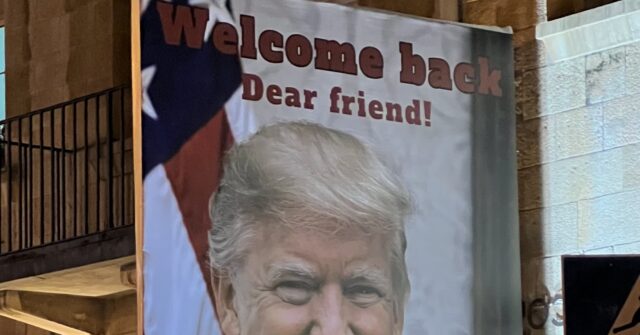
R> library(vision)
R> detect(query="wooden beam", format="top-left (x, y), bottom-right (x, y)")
top-left (358, 0), bottom-right (436, 18)
top-left (0, 257), bottom-right (135, 297)
top-left (0, 226), bottom-right (135, 283)
top-left (130, 0), bottom-right (144, 333)
top-left (0, 291), bottom-right (101, 334)
top-left (356, 0), bottom-right (459, 21)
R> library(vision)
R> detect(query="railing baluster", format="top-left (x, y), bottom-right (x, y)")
top-left (107, 92), bottom-right (113, 229)
top-left (40, 114), bottom-right (44, 245)
top-left (57, 147), bottom-right (61, 240)
top-left (18, 119), bottom-right (22, 249)
top-left (73, 102), bottom-right (77, 237)
top-left (50, 110), bottom-right (55, 242)
top-left (29, 115), bottom-right (33, 248)
top-left (7, 121), bottom-right (12, 252)
top-left (62, 106), bottom-right (66, 239)
top-left (95, 96), bottom-right (100, 232)
top-left (84, 99), bottom-right (89, 235)
top-left (120, 88), bottom-right (126, 227)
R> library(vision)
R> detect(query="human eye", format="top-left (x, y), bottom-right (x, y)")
top-left (344, 285), bottom-right (383, 306)
top-left (275, 281), bottom-right (314, 305)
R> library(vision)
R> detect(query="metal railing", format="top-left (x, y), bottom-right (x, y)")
top-left (0, 86), bottom-right (133, 255)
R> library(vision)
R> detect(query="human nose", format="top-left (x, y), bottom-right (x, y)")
top-left (310, 285), bottom-right (353, 335)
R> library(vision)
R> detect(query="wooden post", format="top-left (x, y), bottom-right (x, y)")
top-left (130, 0), bottom-right (144, 334)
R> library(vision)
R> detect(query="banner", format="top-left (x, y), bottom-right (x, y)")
top-left (140, 0), bottom-right (521, 334)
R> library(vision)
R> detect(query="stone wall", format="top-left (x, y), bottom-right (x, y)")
top-left (519, 3), bottom-right (640, 334)
top-left (5, 0), bottom-right (131, 118)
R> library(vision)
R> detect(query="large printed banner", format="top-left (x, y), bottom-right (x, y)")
top-left (141, 0), bottom-right (520, 334)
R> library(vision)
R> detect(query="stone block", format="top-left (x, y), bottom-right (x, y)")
top-left (552, 105), bottom-right (604, 161)
top-left (540, 256), bottom-right (562, 296)
top-left (519, 166), bottom-right (544, 210)
top-left (586, 47), bottom-right (626, 104)
top-left (464, 0), bottom-right (545, 28)
top-left (623, 143), bottom-right (640, 190)
top-left (603, 93), bottom-right (640, 149)
top-left (29, 0), bottom-right (67, 22)
top-left (578, 188), bottom-right (640, 250)
top-left (583, 246), bottom-right (614, 254)
top-left (31, 85), bottom-right (70, 111)
top-left (518, 104), bottom-right (604, 166)
top-left (69, 3), bottom-right (98, 47)
top-left (521, 57), bottom-right (586, 120)
top-left (626, 41), bottom-right (640, 95)
top-left (543, 147), bottom-right (624, 206)
top-left (520, 256), bottom-right (542, 302)
top-left (514, 39), bottom-right (545, 73)
top-left (28, 15), bottom-right (71, 57)
top-left (520, 202), bottom-right (578, 258)
top-left (462, 0), bottom-right (498, 26)
top-left (496, 0), bottom-right (542, 30)
top-left (517, 115), bottom-right (553, 168)
top-left (31, 53), bottom-right (69, 93)
top-left (93, 0), bottom-right (115, 32)
top-left (613, 241), bottom-right (640, 254)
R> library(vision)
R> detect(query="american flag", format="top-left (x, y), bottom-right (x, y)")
top-left (141, 0), bottom-right (255, 333)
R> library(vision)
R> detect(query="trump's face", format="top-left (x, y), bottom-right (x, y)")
top-left (213, 225), bottom-right (404, 335)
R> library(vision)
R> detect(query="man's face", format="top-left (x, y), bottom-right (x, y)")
top-left (213, 225), bottom-right (403, 335)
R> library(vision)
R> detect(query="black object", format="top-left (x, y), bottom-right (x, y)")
top-left (563, 255), bottom-right (640, 335)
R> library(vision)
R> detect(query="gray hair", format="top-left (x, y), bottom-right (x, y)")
top-left (208, 121), bottom-right (411, 303)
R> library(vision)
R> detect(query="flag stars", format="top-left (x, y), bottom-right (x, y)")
top-left (190, 0), bottom-right (235, 39)
top-left (142, 65), bottom-right (159, 120)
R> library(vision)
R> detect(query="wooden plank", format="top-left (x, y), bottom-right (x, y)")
top-left (0, 256), bottom-right (135, 297)
top-left (356, 0), bottom-right (459, 20)
top-left (130, 0), bottom-right (144, 334)
top-left (434, 0), bottom-right (460, 21)
top-left (0, 225), bottom-right (135, 283)
top-left (0, 316), bottom-right (50, 335)
top-left (0, 291), bottom-right (96, 335)
top-left (358, 0), bottom-right (436, 18)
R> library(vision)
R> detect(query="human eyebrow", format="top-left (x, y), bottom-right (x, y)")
top-left (266, 263), bottom-right (318, 283)
top-left (343, 267), bottom-right (391, 289)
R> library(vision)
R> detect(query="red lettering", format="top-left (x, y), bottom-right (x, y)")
top-left (399, 42), bottom-right (425, 85)
top-left (303, 90), bottom-right (317, 109)
top-left (454, 63), bottom-right (475, 94)
top-left (286, 34), bottom-right (313, 67)
top-left (360, 47), bottom-right (383, 79)
top-left (212, 22), bottom-right (238, 55)
top-left (240, 15), bottom-right (257, 59)
top-left (259, 30), bottom-right (284, 63)
top-left (314, 39), bottom-right (357, 75)
top-left (428, 58), bottom-right (452, 90)
top-left (369, 100), bottom-right (383, 119)
top-left (385, 103), bottom-right (402, 122)
top-left (242, 73), bottom-right (263, 101)
top-left (266, 85), bottom-right (282, 105)
top-left (478, 57), bottom-right (502, 97)
top-left (405, 100), bottom-right (422, 125)
top-left (156, 2), bottom-right (209, 49)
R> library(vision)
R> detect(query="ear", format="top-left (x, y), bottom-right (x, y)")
top-left (211, 271), bottom-right (240, 335)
